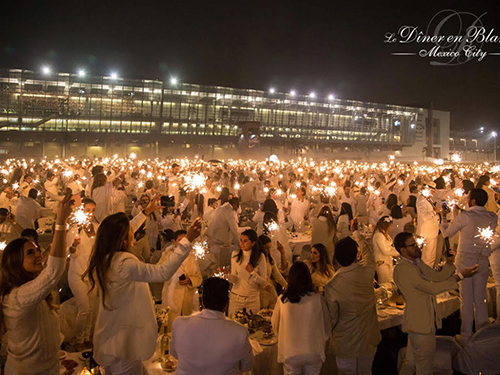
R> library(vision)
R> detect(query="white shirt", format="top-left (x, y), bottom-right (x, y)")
top-left (271, 293), bottom-right (330, 363)
top-left (372, 230), bottom-right (399, 265)
top-left (171, 309), bottom-right (253, 375)
top-left (416, 194), bottom-right (440, 239)
top-left (14, 196), bottom-right (42, 230)
top-left (441, 205), bottom-right (498, 257)
top-left (91, 183), bottom-right (113, 223)
top-left (206, 203), bottom-right (239, 245)
top-left (2, 256), bottom-right (65, 373)
top-left (229, 250), bottom-right (267, 296)
top-left (94, 236), bottom-right (193, 365)
top-left (289, 198), bottom-right (309, 226)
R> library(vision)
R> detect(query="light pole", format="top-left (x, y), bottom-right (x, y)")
top-left (492, 131), bottom-right (497, 162)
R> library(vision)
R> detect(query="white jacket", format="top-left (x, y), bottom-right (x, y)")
top-left (372, 230), bottom-right (399, 265)
top-left (93, 237), bottom-right (193, 365)
top-left (206, 203), bottom-right (239, 245)
top-left (416, 194), bottom-right (440, 239)
top-left (171, 309), bottom-right (253, 375)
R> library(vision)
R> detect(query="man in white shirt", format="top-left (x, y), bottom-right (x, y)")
top-left (15, 189), bottom-right (42, 230)
top-left (19, 175), bottom-right (34, 198)
top-left (394, 232), bottom-right (477, 375)
top-left (206, 197), bottom-right (240, 266)
top-left (0, 186), bottom-right (15, 211)
top-left (171, 277), bottom-right (253, 375)
top-left (441, 188), bottom-right (498, 346)
top-left (416, 184), bottom-right (440, 267)
top-left (324, 230), bottom-right (381, 374)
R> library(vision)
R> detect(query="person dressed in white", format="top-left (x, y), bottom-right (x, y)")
top-left (14, 189), bottom-right (41, 230)
top-left (171, 277), bottom-right (253, 375)
top-left (0, 194), bottom-right (73, 375)
top-left (288, 187), bottom-right (309, 231)
top-left (388, 205), bottom-right (412, 240)
top-left (441, 188), bottom-right (498, 346)
top-left (159, 230), bottom-right (203, 331)
top-left (91, 173), bottom-right (114, 223)
top-left (83, 198), bottom-right (202, 375)
top-left (43, 172), bottom-right (62, 213)
top-left (416, 185), bottom-right (440, 268)
top-left (206, 197), bottom-right (240, 265)
top-left (393, 232), bottom-right (478, 375)
top-left (311, 206), bottom-right (336, 263)
top-left (324, 232), bottom-right (381, 375)
top-left (372, 216), bottom-right (399, 285)
top-left (258, 236), bottom-right (288, 309)
top-left (19, 175), bottom-right (34, 198)
top-left (272, 261), bottom-right (331, 375)
top-left (228, 229), bottom-right (267, 318)
top-left (65, 198), bottom-right (99, 351)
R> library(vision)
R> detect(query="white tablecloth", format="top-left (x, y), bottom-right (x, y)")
top-left (288, 233), bottom-right (312, 256)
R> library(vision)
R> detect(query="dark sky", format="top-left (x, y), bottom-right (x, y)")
top-left (1, 0), bottom-right (500, 131)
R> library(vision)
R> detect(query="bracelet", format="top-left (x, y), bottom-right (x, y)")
top-left (54, 224), bottom-right (66, 232)
top-left (457, 272), bottom-right (464, 281)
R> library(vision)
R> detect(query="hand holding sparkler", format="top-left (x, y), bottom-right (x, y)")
top-left (186, 217), bottom-right (202, 242)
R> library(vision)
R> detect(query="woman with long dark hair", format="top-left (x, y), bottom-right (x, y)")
top-left (372, 216), bottom-right (399, 285)
top-left (259, 235), bottom-right (288, 309)
top-left (271, 261), bottom-right (330, 375)
top-left (0, 195), bottom-right (73, 374)
top-left (91, 172), bottom-right (113, 223)
top-left (306, 243), bottom-right (335, 293)
top-left (83, 199), bottom-right (202, 374)
top-left (311, 206), bottom-right (336, 263)
top-left (336, 202), bottom-right (353, 240)
top-left (228, 229), bottom-right (267, 317)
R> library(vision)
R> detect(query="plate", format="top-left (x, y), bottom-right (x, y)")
top-left (251, 330), bottom-right (278, 346)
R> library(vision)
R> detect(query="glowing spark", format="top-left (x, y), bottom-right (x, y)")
top-left (476, 226), bottom-right (494, 246)
top-left (0, 241), bottom-right (6, 251)
top-left (12, 182), bottom-right (19, 190)
top-left (266, 220), bottom-right (279, 232)
top-left (69, 205), bottom-right (92, 228)
top-left (374, 190), bottom-right (381, 196)
top-left (129, 153), bottom-right (137, 160)
top-left (184, 173), bottom-right (206, 192)
top-left (62, 170), bottom-right (73, 178)
top-left (263, 187), bottom-right (269, 193)
top-left (192, 241), bottom-right (208, 259)
top-left (234, 183), bottom-right (240, 190)
top-left (454, 188), bottom-right (464, 197)
top-left (416, 237), bottom-right (425, 247)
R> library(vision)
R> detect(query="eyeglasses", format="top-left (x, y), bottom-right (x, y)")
top-left (405, 242), bottom-right (419, 249)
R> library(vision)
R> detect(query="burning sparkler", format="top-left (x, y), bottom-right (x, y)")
top-left (476, 226), bottom-right (495, 246)
top-left (0, 241), bottom-right (6, 251)
top-left (192, 241), bottom-right (208, 260)
top-left (69, 205), bottom-right (92, 229)
top-left (184, 173), bottom-right (206, 192)
top-left (265, 220), bottom-right (280, 232)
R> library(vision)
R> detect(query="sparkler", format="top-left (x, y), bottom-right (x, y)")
top-left (415, 236), bottom-right (425, 247)
top-left (265, 220), bottom-right (280, 232)
top-left (0, 241), bottom-right (6, 251)
top-left (213, 266), bottom-right (229, 280)
top-left (476, 226), bottom-right (495, 246)
top-left (192, 241), bottom-right (208, 260)
top-left (421, 188), bottom-right (431, 198)
top-left (184, 173), bottom-right (206, 192)
top-left (454, 188), bottom-right (464, 198)
top-left (69, 205), bottom-right (92, 229)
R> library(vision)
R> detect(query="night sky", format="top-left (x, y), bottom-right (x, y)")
top-left (1, 0), bottom-right (499, 132)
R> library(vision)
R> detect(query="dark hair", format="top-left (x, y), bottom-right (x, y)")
top-left (228, 197), bottom-right (240, 207)
top-left (0, 208), bottom-right (8, 216)
top-left (340, 202), bottom-right (353, 221)
top-left (262, 199), bottom-right (278, 216)
top-left (386, 194), bottom-right (398, 210)
top-left (335, 236), bottom-right (358, 267)
top-left (162, 229), bottom-right (176, 242)
top-left (0, 238), bottom-right (35, 299)
top-left (375, 216), bottom-right (392, 235)
top-left (310, 243), bottom-right (333, 277)
top-left (408, 195), bottom-right (417, 212)
top-left (462, 180), bottom-right (474, 194)
top-left (91, 173), bottom-right (107, 195)
top-left (21, 228), bottom-right (39, 245)
top-left (390, 205), bottom-right (403, 219)
top-left (202, 277), bottom-right (229, 311)
top-left (234, 229), bottom-right (262, 268)
top-left (434, 177), bottom-right (446, 189)
top-left (207, 198), bottom-right (217, 206)
top-left (172, 163), bottom-right (180, 169)
top-left (394, 232), bottom-right (414, 253)
top-left (360, 187), bottom-right (367, 195)
top-left (258, 235), bottom-right (274, 265)
top-left (476, 175), bottom-right (490, 189)
top-left (469, 188), bottom-right (488, 207)
top-left (82, 197), bottom-right (96, 207)
top-left (219, 187), bottom-right (231, 204)
top-left (91, 165), bottom-right (104, 177)
top-left (28, 188), bottom-right (38, 199)
top-left (174, 229), bottom-right (187, 241)
top-left (281, 261), bottom-right (314, 303)
top-left (83, 212), bottom-right (132, 309)
top-left (46, 171), bottom-right (55, 179)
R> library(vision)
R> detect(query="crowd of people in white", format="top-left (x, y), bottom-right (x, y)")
top-left (0, 156), bottom-right (499, 375)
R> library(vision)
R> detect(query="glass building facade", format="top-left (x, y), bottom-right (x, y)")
top-left (0, 68), bottom-right (421, 148)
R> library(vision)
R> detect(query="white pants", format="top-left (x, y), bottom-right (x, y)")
top-left (283, 354), bottom-right (323, 375)
top-left (260, 284), bottom-right (278, 309)
top-left (421, 236), bottom-right (438, 268)
top-left (68, 272), bottom-right (96, 344)
top-left (336, 355), bottom-right (374, 375)
top-left (399, 330), bottom-right (436, 375)
top-left (455, 252), bottom-right (490, 342)
top-left (228, 292), bottom-right (260, 318)
top-left (376, 262), bottom-right (393, 285)
top-left (103, 359), bottom-right (145, 375)
top-left (489, 249), bottom-right (500, 319)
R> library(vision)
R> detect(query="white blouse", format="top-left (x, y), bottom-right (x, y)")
top-left (228, 251), bottom-right (267, 296)
top-left (372, 230), bottom-right (399, 265)
top-left (2, 256), bottom-right (65, 374)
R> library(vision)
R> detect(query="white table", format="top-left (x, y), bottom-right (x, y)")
top-left (288, 233), bottom-right (312, 256)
